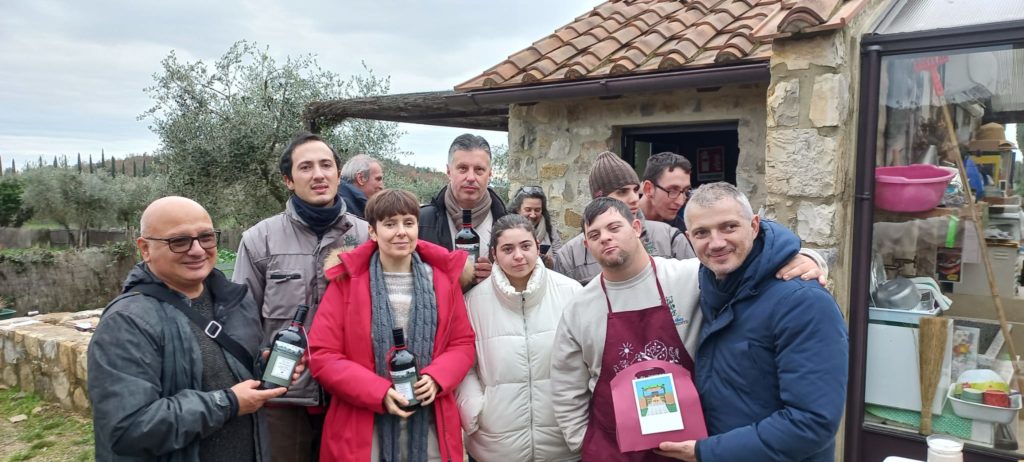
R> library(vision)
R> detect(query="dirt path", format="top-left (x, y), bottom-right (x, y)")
top-left (0, 388), bottom-right (93, 462)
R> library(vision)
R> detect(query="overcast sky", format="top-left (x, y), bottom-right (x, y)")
top-left (0, 1), bottom-right (599, 171)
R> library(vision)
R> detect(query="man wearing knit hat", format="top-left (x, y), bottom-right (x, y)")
top-left (553, 151), bottom-right (696, 283)
top-left (549, 176), bottom-right (829, 460)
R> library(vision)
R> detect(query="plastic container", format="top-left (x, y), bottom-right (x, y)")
top-left (926, 434), bottom-right (963, 462)
top-left (875, 164), bottom-right (957, 212)
top-left (868, 304), bottom-right (940, 325)
top-left (947, 384), bottom-right (1021, 424)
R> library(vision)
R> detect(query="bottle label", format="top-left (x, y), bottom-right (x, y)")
top-left (262, 340), bottom-right (303, 386)
top-left (455, 243), bottom-right (479, 262)
top-left (391, 367), bottom-right (418, 404)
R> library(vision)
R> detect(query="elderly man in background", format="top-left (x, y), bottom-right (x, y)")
top-left (339, 154), bottom-right (384, 219)
top-left (89, 196), bottom-right (283, 461)
top-left (418, 133), bottom-right (506, 286)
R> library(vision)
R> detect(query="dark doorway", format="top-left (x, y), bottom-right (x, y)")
top-left (621, 122), bottom-right (740, 189)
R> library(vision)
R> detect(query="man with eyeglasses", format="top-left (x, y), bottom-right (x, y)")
top-left (639, 152), bottom-right (692, 233)
top-left (232, 131), bottom-right (370, 462)
top-left (89, 196), bottom-right (285, 461)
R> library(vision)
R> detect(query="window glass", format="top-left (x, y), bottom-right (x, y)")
top-left (867, 44), bottom-right (1024, 455)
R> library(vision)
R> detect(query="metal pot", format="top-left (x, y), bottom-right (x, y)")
top-left (875, 277), bottom-right (921, 310)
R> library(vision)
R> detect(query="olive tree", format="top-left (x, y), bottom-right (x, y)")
top-left (141, 41), bottom-right (404, 226)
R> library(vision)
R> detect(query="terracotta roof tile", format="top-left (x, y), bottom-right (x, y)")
top-left (712, 1), bottom-right (753, 19)
top-left (569, 33), bottom-right (600, 51)
top-left (455, 0), bottom-right (866, 91)
top-left (507, 48), bottom-right (543, 69)
top-left (695, 11), bottom-right (740, 31)
top-left (555, 27), bottom-right (581, 43)
top-left (653, 18), bottom-right (689, 38)
top-left (532, 36), bottom-right (564, 56)
top-left (610, 23), bottom-right (645, 45)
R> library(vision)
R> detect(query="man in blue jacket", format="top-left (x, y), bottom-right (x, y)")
top-left (656, 182), bottom-right (848, 462)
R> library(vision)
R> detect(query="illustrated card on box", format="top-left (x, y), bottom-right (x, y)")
top-left (632, 373), bottom-right (685, 435)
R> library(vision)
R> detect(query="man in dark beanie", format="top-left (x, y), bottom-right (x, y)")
top-left (233, 131), bottom-right (370, 461)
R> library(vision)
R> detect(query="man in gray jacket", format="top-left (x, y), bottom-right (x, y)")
top-left (232, 132), bottom-right (370, 461)
top-left (89, 196), bottom-right (285, 461)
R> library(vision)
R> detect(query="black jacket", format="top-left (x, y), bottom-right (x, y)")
top-left (418, 186), bottom-right (506, 250)
top-left (88, 263), bottom-right (268, 462)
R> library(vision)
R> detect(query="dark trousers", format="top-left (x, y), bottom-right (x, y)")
top-left (265, 407), bottom-right (325, 462)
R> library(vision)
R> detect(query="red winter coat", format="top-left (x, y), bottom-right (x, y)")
top-left (309, 239), bottom-right (475, 462)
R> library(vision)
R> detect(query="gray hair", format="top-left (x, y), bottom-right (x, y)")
top-left (448, 134), bottom-right (492, 164)
top-left (340, 154), bottom-right (378, 182)
top-left (683, 182), bottom-right (753, 228)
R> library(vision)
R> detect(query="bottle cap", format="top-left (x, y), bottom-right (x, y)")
top-left (462, 209), bottom-right (472, 223)
top-left (392, 328), bottom-right (405, 347)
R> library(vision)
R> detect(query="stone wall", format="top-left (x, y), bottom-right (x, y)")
top-left (0, 310), bottom-right (101, 415)
top-left (0, 247), bottom-right (136, 316)
top-left (506, 84), bottom-right (768, 239)
top-left (763, 0), bottom-right (890, 317)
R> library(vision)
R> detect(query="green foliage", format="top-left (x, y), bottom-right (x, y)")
top-left (217, 249), bottom-right (237, 265)
top-left (381, 160), bottom-right (448, 204)
top-left (489, 144), bottom-right (510, 201)
top-left (141, 41), bottom-right (404, 227)
top-left (0, 176), bottom-right (33, 227)
top-left (18, 167), bottom-right (165, 246)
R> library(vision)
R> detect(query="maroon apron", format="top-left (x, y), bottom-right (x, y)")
top-left (580, 258), bottom-right (696, 461)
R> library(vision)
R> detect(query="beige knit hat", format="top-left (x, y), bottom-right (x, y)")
top-left (589, 151), bottom-right (640, 199)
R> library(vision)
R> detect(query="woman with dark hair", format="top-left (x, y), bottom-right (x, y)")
top-left (509, 186), bottom-right (563, 259)
top-left (309, 189), bottom-right (476, 462)
top-left (456, 214), bottom-right (583, 461)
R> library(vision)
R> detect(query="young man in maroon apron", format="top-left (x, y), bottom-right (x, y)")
top-left (550, 197), bottom-right (826, 461)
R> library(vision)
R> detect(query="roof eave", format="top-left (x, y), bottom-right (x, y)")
top-left (446, 60), bottom-right (771, 108)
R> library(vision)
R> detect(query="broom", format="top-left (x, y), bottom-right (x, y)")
top-left (919, 316), bottom-right (950, 435)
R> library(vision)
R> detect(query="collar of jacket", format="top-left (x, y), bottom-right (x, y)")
top-left (284, 197), bottom-right (354, 238)
top-left (490, 257), bottom-right (547, 308)
top-left (332, 238), bottom-right (468, 281)
top-left (123, 262), bottom-right (247, 307)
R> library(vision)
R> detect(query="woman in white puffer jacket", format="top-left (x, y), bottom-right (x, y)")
top-left (457, 214), bottom-right (583, 462)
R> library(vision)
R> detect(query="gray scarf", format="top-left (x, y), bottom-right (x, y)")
top-left (533, 216), bottom-right (549, 244)
top-left (444, 185), bottom-right (491, 228)
top-left (370, 250), bottom-right (438, 462)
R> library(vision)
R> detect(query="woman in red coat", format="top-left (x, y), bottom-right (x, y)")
top-left (309, 189), bottom-right (475, 461)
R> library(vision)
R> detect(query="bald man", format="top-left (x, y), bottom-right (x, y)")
top-left (88, 196), bottom-right (285, 462)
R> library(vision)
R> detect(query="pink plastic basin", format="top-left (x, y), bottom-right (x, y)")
top-left (875, 164), bottom-right (956, 213)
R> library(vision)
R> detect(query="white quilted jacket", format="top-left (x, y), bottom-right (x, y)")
top-left (457, 259), bottom-right (583, 462)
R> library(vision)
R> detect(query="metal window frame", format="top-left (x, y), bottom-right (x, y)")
top-left (847, 19), bottom-right (1024, 462)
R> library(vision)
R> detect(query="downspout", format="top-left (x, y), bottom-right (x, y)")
top-left (844, 44), bottom-right (882, 462)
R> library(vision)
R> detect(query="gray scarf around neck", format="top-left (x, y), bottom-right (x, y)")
top-left (370, 250), bottom-right (438, 462)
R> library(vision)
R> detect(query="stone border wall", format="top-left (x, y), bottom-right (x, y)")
top-left (0, 310), bottom-right (101, 415)
top-left (0, 247), bottom-right (135, 316)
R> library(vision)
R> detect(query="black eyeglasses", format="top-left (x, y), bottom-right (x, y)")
top-left (653, 183), bottom-right (692, 200)
top-left (143, 231), bottom-right (220, 253)
top-left (514, 185), bottom-right (545, 197)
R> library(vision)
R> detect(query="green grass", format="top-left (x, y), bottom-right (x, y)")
top-left (0, 388), bottom-right (94, 462)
